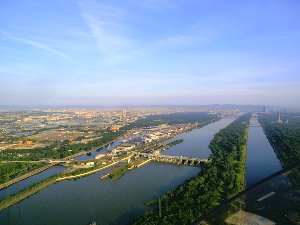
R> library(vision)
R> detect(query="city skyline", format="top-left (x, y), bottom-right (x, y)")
top-left (1, 0), bottom-right (300, 107)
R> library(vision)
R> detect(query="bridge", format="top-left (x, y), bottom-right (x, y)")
top-left (47, 159), bottom-right (71, 164)
top-left (134, 152), bottom-right (209, 166)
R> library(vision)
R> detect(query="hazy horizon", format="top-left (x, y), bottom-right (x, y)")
top-left (0, 103), bottom-right (296, 111)
top-left (1, 1), bottom-right (300, 107)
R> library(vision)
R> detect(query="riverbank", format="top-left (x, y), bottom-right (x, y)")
top-left (0, 160), bottom-right (124, 211)
top-left (129, 113), bottom-right (251, 225)
top-left (0, 163), bottom-right (58, 191)
top-left (240, 127), bottom-right (248, 190)
top-left (0, 174), bottom-right (59, 211)
top-left (0, 117), bottom-right (221, 213)
top-left (56, 161), bottom-right (120, 181)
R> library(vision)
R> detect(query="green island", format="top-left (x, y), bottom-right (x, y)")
top-left (129, 113), bottom-right (251, 225)
top-left (109, 163), bottom-right (134, 181)
top-left (167, 139), bottom-right (184, 147)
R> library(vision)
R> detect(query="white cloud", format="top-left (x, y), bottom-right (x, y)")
top-left (78, 0), bottom-right (137, 64)
top-left (1, 31), bottom-right (76, 63)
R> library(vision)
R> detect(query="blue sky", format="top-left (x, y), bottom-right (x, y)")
top-left (1, 0), bottom-right (300, 107)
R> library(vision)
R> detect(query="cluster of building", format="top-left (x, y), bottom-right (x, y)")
top-left (104, 123), bottom-right (197, 157)
top-left (0, 107), bottom-right (229, 151)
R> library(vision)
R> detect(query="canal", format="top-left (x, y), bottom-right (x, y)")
top-left (0, 114), bottom-right (282, 225)
top-left (246, 113), bottom-right (282, 186)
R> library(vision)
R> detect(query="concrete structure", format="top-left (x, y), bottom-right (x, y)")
top-left (278, 114), bottom-right (282, 123)
top-left (134, 152), bottom-right (208, 166)
top-left (86, 162), bottom-right (95, 166)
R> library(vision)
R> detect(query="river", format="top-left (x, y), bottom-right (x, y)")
top-left (0, 114), bottom-right (282, 225)
top-left (246, 114), bottom-right (282, 186)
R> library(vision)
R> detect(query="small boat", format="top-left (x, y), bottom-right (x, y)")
top-left (89, 221), bottom-right (97, 225)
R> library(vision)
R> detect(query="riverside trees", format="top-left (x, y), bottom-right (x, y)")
top-left (259, 112), bottom-right (300, 167)
top-left (129, 113), bottom-right (251, 225)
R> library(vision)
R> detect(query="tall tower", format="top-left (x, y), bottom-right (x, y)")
top-left (122, 109), bottom-right (127, 122)
top-left (278, 114), bottom-right (282, 123)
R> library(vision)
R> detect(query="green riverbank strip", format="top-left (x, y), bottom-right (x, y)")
top-left (0, 174), bottom-right (59, 211)
top-left (129, 113), bottom-right (251, 225)
top-left (0, 158), bottom-right (129, 211)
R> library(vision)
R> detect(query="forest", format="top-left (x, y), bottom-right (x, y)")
top-left (258, 112), bottom-right (300, 167)
top-left (129, 113), bottom-right (251, 225)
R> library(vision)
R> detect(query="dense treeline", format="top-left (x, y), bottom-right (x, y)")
top-left (129, 113), bottom-right (251, 225)
top-left (124, 112), bottom-right (220, 129)
top-left (0, 162), bottom-right (47, 184)
top-left (259, 113), bottom-right (300, 167)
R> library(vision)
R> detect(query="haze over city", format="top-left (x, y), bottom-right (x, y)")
top-left (1, 0), bottom-right (300, 107)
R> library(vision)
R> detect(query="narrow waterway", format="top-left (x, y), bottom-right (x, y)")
top-left (246, 114), bottom-right (282, 186)
top-left (0, 116), bottom-right (237, 225)
top-left (0, 166), bottom-right (65, 201)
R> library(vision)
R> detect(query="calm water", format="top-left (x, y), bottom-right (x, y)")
top-left (0, 115), bottom-right (282, 225)
top-left (0, 166), bottom-right (65, 201)
top-left (246, 114), bottom-right (282, 186)
top-left (164, 116), bottom-right (236, 158)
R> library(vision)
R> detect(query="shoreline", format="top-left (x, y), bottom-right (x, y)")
top-left (0, 118), bottom-right (221, 211)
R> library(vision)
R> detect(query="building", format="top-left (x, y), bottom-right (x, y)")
top-left (278, 114), bottom-right (282, 123)
top-left (86, 162), bottom-right (95, 167)
top-left (122, 109), bottom-right (127, 121)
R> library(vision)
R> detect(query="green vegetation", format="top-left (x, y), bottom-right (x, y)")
top-left (0, 173), bottom-right (61, 211)
top-left (1, 112), bottom-right (218, 162)
top-left (63, 166), bottom-right (99, 177)
top-left (0, 129), bottom-right (125, 161)
top-left (124, 112), bottom-right (220, 129)
top-left (259, 113), bottom-right (300, 167)
top-left (0, 162), bottom-right (47, 184)
top-left (129, 113), bottom-right (251, 225)
top-left (0, 111), bottom-right (221, 210)
top-left (167, 139), bottom-right (184, 147)
top-left (109, 163), bottom-right (133, 181)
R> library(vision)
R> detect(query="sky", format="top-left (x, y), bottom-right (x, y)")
top-left (1, 0), bottom-right (300, 107)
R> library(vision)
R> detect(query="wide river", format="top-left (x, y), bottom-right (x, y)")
top-left (0, 114), bottom-right (282, 225)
